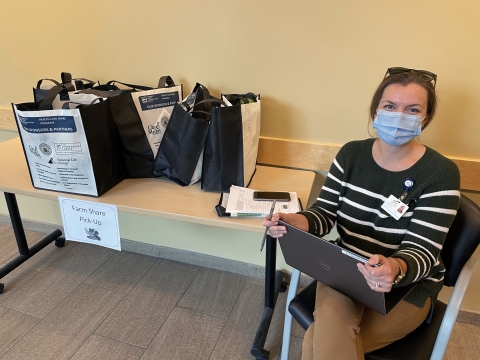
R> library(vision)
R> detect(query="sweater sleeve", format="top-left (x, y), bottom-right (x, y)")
top-left (297, 143), bottom-right (352, 236)
top-left (392, 161), bottom-right (461, 286)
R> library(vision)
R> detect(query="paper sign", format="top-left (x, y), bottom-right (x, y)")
top-left (58, 196), bottom-right (121, 250)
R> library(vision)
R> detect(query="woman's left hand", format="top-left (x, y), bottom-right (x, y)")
top-left (357, 254), bottom-right (400, 293)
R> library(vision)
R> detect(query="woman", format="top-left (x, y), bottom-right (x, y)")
top-left (263, 68), bottom-right (460, 360)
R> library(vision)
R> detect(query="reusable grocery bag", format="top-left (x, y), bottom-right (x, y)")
top-left (201, 93), bottom-right (261, 192)
top-left (153, 83), bottom-right (219, 186)
top-left (109, 76), bottom-right (183, 178)
top-left (12, 87), bottom-right (124, 197)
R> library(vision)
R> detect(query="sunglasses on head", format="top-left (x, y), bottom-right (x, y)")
top-left (384, 67), bottom-right (437, 88)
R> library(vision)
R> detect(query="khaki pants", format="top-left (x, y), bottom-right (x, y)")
top-left (301, 282), bottom-right (431, 360)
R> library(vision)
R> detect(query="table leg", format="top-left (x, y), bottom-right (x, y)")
top-left (0, 192), bottom-right (63, 293)
top-left (251, 235), bottom-right (285, 360)
top-left (4, 192), bottom-right (30, 256)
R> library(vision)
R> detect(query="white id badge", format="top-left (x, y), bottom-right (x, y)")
top-left (381, 195), bottom-right (408, 220)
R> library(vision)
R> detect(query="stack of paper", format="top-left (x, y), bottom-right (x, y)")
top-left (224, 186), bottom-right (299, 217)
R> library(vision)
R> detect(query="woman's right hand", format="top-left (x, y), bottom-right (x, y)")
top-left (262, 212), bottom-right (288, 238)
top-left (262, 213), bottom-right (309, 238)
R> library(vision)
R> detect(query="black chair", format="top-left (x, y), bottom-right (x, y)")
top-left (280, 194), bottom-right (480, 360)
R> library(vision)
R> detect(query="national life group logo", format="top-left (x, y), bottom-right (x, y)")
top-left (39, 143), bottom-right (52, 155)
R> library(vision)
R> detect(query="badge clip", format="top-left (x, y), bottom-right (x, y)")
top-left (399, 178), bottom-right (415, 201)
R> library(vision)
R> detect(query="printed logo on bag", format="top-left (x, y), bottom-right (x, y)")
top-left (28, 145), bottom-right (41, 158)
top-left (18, 115), bottom-right (77, 133)
top-left (147, 124), bottom-right (161, 135)
top-left (138, 92), bottom-right (179, 111)
top-left (161, 115), bottom-right (169, 127)
top-left (184, 93), bottom-right (196, 106)
top-left (39, 143), bottom-right (52, 156)
top-left (54, 142), bottom-right (83, 155)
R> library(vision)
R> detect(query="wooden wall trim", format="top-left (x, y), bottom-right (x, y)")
top-left (449, 157), bottom-right (480, 192)
top-left (258, 136), bottom-right (480, 192)
top-left (258, 137), bottom-right (341, 172)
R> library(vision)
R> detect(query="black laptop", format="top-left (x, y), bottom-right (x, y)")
top-left (277, 220), bottom-right (415, 315)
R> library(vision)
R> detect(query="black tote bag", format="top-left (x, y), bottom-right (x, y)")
top-left (154, 97), bottom-right (224, 186)
top-left (12, 86), bottom-right (124, 197)
top-left (201, 93), bottom-right (261, 192)
top-left (108, 76), bottom-right (183, 178)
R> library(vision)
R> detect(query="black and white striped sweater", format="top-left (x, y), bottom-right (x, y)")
top-left (298, 139), bottom-right (460, 319)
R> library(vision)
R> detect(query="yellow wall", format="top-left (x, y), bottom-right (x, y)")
top-left (1, 1), bottom-right (480, 311)
top-left (1, 0), bottom-right (480, 159)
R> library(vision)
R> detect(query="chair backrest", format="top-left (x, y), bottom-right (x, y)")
top-left (441, 194), bottom-right (480, 286)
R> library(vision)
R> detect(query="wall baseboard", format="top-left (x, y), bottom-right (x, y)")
top-left (1, 214), bottom-right (478, 325)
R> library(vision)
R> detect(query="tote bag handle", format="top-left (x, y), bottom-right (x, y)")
top-left (187, 99), bottom-right (226, 121)
top-left (105, 80), bottom-right (153, 91)
top-left (38, 85), bottom-right (67, 110)
top-left (72, 77), bottom-right (97, 90)
top-left (158, 76), bottom-right (177, 88)
top-left (35, 78), bottom-right (61, 89)
top-left (60, 72), bottom-right (75, 91)
top-left (61, 98), bottom-right (104, 109)
top-left (182, 98), bottom-right (225, 112)
top-left (74, 89), bottom-right (125, 98)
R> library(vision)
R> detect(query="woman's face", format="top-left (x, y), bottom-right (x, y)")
top-left (377, 83), bottom-right (428, 122)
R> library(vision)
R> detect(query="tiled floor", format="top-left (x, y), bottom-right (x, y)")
top-left (0, 224), bottom-right (479, 360)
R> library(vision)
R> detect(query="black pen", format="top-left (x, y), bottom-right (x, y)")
top-left (260, 200), bottom-right (277, 252)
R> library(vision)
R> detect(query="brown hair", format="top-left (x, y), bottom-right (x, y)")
top-left (369, 71), bottom-right (437, 130)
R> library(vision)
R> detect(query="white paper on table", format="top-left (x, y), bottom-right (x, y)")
top-left (225, 185), bottom-right (299, 216)
top-left (221, 192), bottom-right (230, 207)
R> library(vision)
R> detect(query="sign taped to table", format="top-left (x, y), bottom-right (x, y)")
top-left (59, 196), bottom-right (121, 251)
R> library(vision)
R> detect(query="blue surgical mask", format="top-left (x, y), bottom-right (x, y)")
top-left (373, 110), bottom-right (423, 146)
